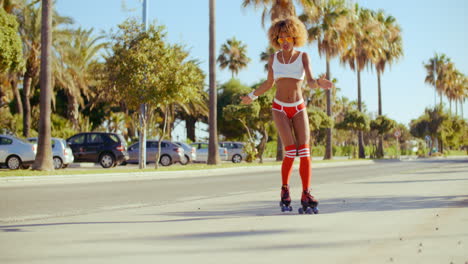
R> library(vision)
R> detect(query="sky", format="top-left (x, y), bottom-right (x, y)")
top-left (55, 0), bottom-right (467, 140)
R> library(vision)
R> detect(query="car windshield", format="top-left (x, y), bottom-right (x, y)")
top-left (176, 142), bottom-right (190, 149)
top-left (111, 134), bottom-right (127, 147)
top-left (17, 137), bottom-right (32, 144)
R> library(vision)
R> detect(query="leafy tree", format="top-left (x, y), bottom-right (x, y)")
top-left (106, 19), bottom-right (204, 169)
top-left (218, 79), bottom-right (251, 139)
top-left (370, 115), bottom-right (396, 158)
top-left (223, 96), bottom-right (260, 163)
top-left (307, 106), bottom-right (333, 146)
top-left (441, 115), bottom-right (465, 149)
top-left (222, 79), bottom-right (277, 163)
top-left (410, 106), bottom-right (449, 154)
top-left (249, 81), bottom-right (276, 163)
top-left (335, 109), bottom-right (370, 158)
top-left (0, 7), bottom-right (23, 74)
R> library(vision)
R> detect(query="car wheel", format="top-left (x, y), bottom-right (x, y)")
top-left (53, 157), bottom-right (63, 169)
top-left (159, 155), bottom-right (172, 166)
top-left (232, 154), bottom-right (242, 163)
top-left (99, 153), bottom-right (115, 168)
top-left (180, 154), bottom-right (189, 165)
top-left (7, 156), bottom-right (21, 170)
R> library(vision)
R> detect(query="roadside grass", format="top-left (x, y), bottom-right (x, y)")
top-left (0, 158), bottom-right (361, 177)
top-left (445, 150), bottom-right (466, 156)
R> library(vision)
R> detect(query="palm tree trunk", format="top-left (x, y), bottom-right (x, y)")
top-left (357, 70), bottom-right (365, 159)
top-left (276, 134), bottom-right (283, 161)
top-left (186, 116), bottom-right (197, 142)
top-left (155, 106), bottom-right (169, 169)
top-left (11, 78), bottom-right (23, 115)
top-left (324, 57), bottom-right (333, 160)
top-left (208, 0), bottom-right (220, 165)
top-left (377, 71), bottom-right (384, 158)
top-left (22, 71), bottom-right (32, 137)
top-left (66, 91), bottom-right (80, 130)
top-left (32, 0), bottom-right (53, 171)
top-left (257, 126), bottom-right (269, 164)
top-left (0, 85), bottom-right (5, 108)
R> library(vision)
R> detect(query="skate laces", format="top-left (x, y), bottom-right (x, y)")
top-left (281, 185), bottom-right (290, 200)
top-left (302, 190), bottom-right (316, 202)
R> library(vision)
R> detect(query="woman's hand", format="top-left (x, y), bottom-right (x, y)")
top-left (240, 95), bottom-right (253, 105)
top-left (317, 76), bottom-right (333, 89)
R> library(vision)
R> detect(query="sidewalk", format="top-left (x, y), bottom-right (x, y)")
top-left (1, 159), bottom-right (467, 263)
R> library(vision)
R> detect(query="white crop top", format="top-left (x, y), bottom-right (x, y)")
top-left (272, 51), bottom-right (305, 80)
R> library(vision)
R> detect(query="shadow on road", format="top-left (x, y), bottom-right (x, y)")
top-left (320, 195), bottom-right (468, 214)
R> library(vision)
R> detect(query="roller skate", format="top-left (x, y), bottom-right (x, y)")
top-left (298, 190), bottom-right (319, 214)
top-left (279, 185), bottom-right (293, 212)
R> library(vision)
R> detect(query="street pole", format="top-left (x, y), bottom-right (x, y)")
top-left (138, 0), bottom-right (148, 169)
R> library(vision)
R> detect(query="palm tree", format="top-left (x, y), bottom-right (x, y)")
top-left (16, 2), bottom-right (41, 137)
top-left (242, 0), bottom-right (320, 26)
top-left (372, 10), bottom-right (403, 158)
top-left (260, 45), bottom-right (276, 72)
top-left (15, 1), bottom-right (72, 137)
top-left (32, 0), bottom-right (52, 170)
top-left (54, 28), bottom-right (107, 130)
top-left (300, 0), bottom-right (350, 160)
top-left (208, 0), bottom-right (220, 165)
top-left (217, 37), bottom-right (251, 79)
top-left (424, 53), bottom-right (450, 107)
top-left (340, 5), bottom-right (378, 158)
top-left (1, 0), bottom-right (24, 13)
top-left (444, 66), bottom-right (465, 116)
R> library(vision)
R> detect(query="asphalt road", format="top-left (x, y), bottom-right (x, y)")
top-left (1, 158), bottom-right (464, 223)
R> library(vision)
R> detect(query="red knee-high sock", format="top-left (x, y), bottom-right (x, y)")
top-left (281, 144), bottom-right (297, 186)
top-left (298, 144), bottom-right (311, 191)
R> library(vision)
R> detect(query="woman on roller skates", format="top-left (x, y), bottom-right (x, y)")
top-left (241, 16), bottom-right (332, 214)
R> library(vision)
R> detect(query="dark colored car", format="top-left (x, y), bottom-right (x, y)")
top-left (66, 132), bottom-right (129, 168)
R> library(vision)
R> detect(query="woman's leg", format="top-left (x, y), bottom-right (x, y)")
top-left (273, 111), bottom-right (296, 186)
top-left (291, 110), bottom-right (312, 191)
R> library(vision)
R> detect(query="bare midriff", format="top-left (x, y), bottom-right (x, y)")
top-left (275, 78), bottom-right (303, 103)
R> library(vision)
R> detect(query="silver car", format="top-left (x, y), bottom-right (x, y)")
top-left (27, 137), bottom-right (74, 169)
top-left (127, 140), bottom-right (184, 166)
top-left (0, 134), bottom-right (37, 170)
top-left (190, 142), bottom-right (229, 162)
top-left (174, 141), bottom-right (197, 165)
top-left (219, 141), bottom-right (247, 163)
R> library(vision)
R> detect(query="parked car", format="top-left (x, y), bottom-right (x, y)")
top-left (127, 140), bottom-right (184, 166)
top-left (66, 132), bottom-right (128, 168)
top-left (174, 141), bottom-right (197, 165)
top-left (219, 141), bottom-right (247, 163)
top-left (0, 134), bottom-right (36, 170)
top-left (27, 137), bottom-right (74, 169)
top-left (190, 142), bottom-right (229, 162)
